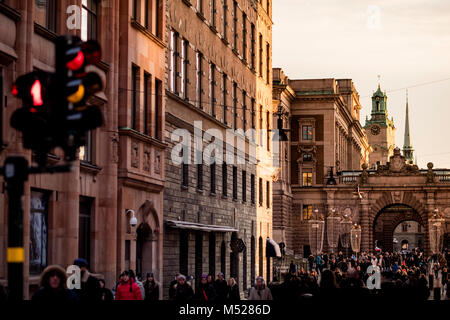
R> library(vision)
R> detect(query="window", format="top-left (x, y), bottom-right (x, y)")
top-left (259, 178), bottom-right (263, 206)
top-left (82, 0), bottom-right (98, 41)
top-left (180, 231), bottom-right (189, 276)
top-left (266, 111), bottom-right (270, 151)
top-left (266, 43), bottom-right (270, 84)
top-left (131, 65), bottom-right (140, 130)
top-left (209, 233), bottom-right (216, 276)
top-left (197, 0), bottom-right (203, 14)
top-left (302, 125), bottom-right (313, 140)
top-left (266, 181), bottom-right (270, 208)
top-left (250, 174), bottom-right (255, 204)
top-left (182, 150), bottom-right (189, 187)
top-left (302, 170), bottom-right (313, 186)
top-left (221, 240), bottom-right (226, 276)
top-left (402, 223), bottom-right (408, 232)
top-left (259, 236), bottom-right (263, 276)
top-left (144, 0), bottom-right (151, 29)
top-left (35, 0), bottom-right (56, 32)
top-left (79, 197), bottom-right (93, 263)
top-left (251, 236), bottom-right (256, 283)
top-left (302, 205), bottom-right (312, 220)
top-left (79, 130), bottom-right (93, 163)
top-left (196, 52), bottom-right (203, 109)
top-left (154, 78), bottom-right (162, 139)
top-left (181, 39), bottom-right (188, 99)
top-left (222, 162), bottom-right (228, 196)
top-left (222, 73), bottom-right (228, 124)
top-left (233, 1), bottom-right (238, 49)
top-left (197, 152), bottom-right (203, 190)
top-left (210, 162), bottom-right (216, 194)
top-left (233, 82), bottom-right (237, 129)
top-left (250, 24), bottom-right (256, 70)
top-left (223, 0), bottom-right (228, 40)
top-left (259, 106), bottom-right (263, 145)
top-left (242, 13), bottom-right (247, 61)
top-left (195, 233), bottom-right (203, 288)
top-left (155, 0), bottom-right (163, 38)
top-left (241, 91), bottom-right (247, 131)
top-left (303, 153), bottom-right (312, 162)
top-left (143, 72), bottom-right (152, 135)
top-left (243, 246), bottom-right (247, 290)
top-left (242, 171), bottom-right (247, 202)
top-left (251, 99), bottom-right (256, 129)
top-left (170, 31), bottom-right (178, 93)
top-left (233, 166), bottom-right (238, 200)
top-left (211, 0), bottom-right (216, 27)
top-left (210, 63), bottom-right (216, 117)
top-left (259, 34), bottom-right (263, 77)
top-left (29, 190), bottom-right (50, 274)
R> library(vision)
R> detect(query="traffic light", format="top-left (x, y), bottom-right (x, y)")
top-left (10, 71), bottom-right (54, 162)
top-left (54, 35), bottom-right (104, 161)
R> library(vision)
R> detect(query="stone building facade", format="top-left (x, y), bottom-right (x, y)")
top-left (272, 68), bottom-right (450, 257)
top-left (163, 0), bottom-right (274, 298)
top-left (0, 0), bottom-right (166, 298)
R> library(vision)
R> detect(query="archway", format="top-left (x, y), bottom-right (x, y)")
top-left (393, 221), bottom-right (425, 252)
top-left (373, 204), bottom-right (426, 253)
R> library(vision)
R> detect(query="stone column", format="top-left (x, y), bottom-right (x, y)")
top-left (360, 197), bottom-right (370, 253)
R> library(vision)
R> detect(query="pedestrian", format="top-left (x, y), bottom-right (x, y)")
top-left (99, 279), bottom-right (114, 301)
top-left (195, 273), bottom-right (216, 302)
top-left (129, 270), bottom-right (145, 300)
top-left (115, 270), bottom-right (143, 300)
top-left (72, 258), bottom-right (101, 301)
top-left (226, 277), bottom-right (240, 301)
top-left (248, 276), bottom-right (273, 300)
top-left (169, 273), bottom-right (180, 300)
top-left (289, 260), bottom-right (297, 275)
top-left (32, 265), bottom-right (79, 302)
top-left (214, 272), bottom-right (228, 302)
top-left (143, 272), bottom-right (160, 301)
top-left (174, 274), bottom-right (194, 301)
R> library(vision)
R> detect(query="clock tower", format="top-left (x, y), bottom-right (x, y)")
top-left (364, 81), bottom-right (396, 168)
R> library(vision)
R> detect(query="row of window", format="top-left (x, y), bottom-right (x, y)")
top-left (170, 31), bottom-right (272, 150)
top-left (130, 65), bottom-right (163, 139)
top-left (132, 0), bottom-right (164, 38)
top-left (181, 162), bottom-right (271, 208)
top-left (185, 0), bottom-right (271, 82)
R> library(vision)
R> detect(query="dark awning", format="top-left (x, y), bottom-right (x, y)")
top-left (266, 238), bottom-right (282, 258)
top-left (165, 220), bottom-right (238, 233)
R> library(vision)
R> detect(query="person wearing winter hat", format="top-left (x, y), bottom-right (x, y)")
top-left (248, 276), bottom-right (272, 300)
top-left (169, 273), bottom-right (180, 300)
top-left (144, 272), bottom-right (160, 301)
top-left (195, 273), bottom-right (216, 302)
top-left (72, 258), bottom-right (101, 301)
top-left (214, 272), bottom-right (228, 302)
top-left (174, 274), bottom-right (194, 301)
top-left (115, 270), bottom-right (143, 300)
top-left (32, 265), bottom-right (79, 302)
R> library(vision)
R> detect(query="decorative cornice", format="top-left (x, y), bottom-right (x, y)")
top-left (131, 19), bottom-right (165, 49)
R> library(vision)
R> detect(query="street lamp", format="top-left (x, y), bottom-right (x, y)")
top-left (350, 224), bottom-right (362, 258)
top-left (339, 213), bottom-right (352, 257)
top-left (308, 208), bottom-right (324, 256)
top-left (326, 208), bottom-right (341, 253)
top-left (428, 208), bottom-right (445, 254)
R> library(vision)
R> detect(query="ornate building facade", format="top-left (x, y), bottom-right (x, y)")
top-left (0, 0), bottom-right (166, 298)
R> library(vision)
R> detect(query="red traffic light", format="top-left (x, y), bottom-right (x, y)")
top-left (31, 80), bottom-right (44, 106)
top-left (66, 48), bottom-right (85, 71)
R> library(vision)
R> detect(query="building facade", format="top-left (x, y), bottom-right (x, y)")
top-left (0, 0), bottom-right (165, 298)
top-left (272, 69), bottom-right (450, 258)
top-left (163, 0), bottom-right (274, 298)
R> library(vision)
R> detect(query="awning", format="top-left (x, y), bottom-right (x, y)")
top-left (165, 220), bottom-right (238, 233)
top-left (266, 238), bottom-right (282, 258)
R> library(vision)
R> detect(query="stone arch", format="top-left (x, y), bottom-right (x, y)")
top-left (137, 199), bottom-right (160, 231)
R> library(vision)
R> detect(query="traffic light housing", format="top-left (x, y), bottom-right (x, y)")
top-left (10, 35), bottom-right (104, 165)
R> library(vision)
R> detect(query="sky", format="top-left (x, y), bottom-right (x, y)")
top-left (272, 0), bottom-right (450, 169)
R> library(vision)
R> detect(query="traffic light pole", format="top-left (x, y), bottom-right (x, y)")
top-left (3, 157), bottom-right (28, 301)
top-left (1, 156), bottom-right (72, 300)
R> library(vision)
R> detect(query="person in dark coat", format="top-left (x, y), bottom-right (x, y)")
top-left (72, 258), bottom-right (101, 301)
top-left (32, 265), bottom-right (79, 302)
top-left (214, 272), bottom-right (228, 302)
top-left (195, 273), bottom-right (216, 302)
top-left (169, 273), bottom-right (180, 300)
top-left (174, 275), bottom-right (194, 301)
top-left (98, 279), bottom-right (113, 301)
top-left (226, 278), bottom-right (240, 301)
top-left (143, 272), bottom-right (160, 301)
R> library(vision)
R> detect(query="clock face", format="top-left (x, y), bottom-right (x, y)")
top-left (371, 125), bottom-right (380, 135)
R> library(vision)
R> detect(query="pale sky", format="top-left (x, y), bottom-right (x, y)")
top-left (273, 0), bottom-right (450, 169)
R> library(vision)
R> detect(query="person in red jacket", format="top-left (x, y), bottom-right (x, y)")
top-left (115, 271), bottom-right (143, 300)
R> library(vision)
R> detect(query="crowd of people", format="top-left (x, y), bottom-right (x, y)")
top-left (0, 248), bottom-right (448, 301)
top-left (269, 248), bottom-right (450, 301)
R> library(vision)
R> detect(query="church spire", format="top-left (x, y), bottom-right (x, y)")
top-left (403, 89), bottom-right (414, 164)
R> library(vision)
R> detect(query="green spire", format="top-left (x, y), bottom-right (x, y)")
top-left (364, 76), bottom-right (392, 129)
